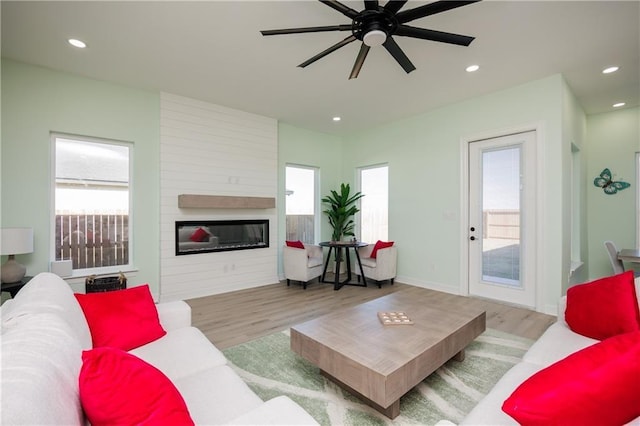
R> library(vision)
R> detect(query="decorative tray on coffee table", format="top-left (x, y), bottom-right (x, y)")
top-left (378, 311), bottom-right (414, 325)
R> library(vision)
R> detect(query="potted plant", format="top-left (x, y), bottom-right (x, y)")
top-left (322, 183), bottom-right (364, 242)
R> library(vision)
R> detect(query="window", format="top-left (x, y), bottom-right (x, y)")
top-left (285, 165), bottom-right (318, 243)
top-left (358, 165), bottom-right (389, 243)
top-left (52, 134), bottom-right (132, 274)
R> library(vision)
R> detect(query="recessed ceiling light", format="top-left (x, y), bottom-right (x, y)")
top-left (602, 66), bottom-right (619, 74)
top-left (332, 116), bottom-right (341, 122)
top-left (68, 38), bottom-right (87, 49)
top-left (466, 64), bottom-right (480, 72)
top-left (613, 102), bottom-right (625, 108)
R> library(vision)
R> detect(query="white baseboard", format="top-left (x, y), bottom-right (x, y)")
top-left (543, 303), bottom-right (558, 317)
top-left (394, 275), bottom-right (461, 295)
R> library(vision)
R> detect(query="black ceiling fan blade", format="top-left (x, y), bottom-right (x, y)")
top-left (395, 25), bottom-right (475, 46)
top-left (396, 0), bottom-right (481, 24)
top-left (261, 25), bottom-right (351, 36)
top-left (383, 0), bottom-right (408, 14)
top-left (364, 0), bottom-right (379, 11)
top-left (319, 0), bottom-right (360, 19)
top-left (349, 43), bottom-right (371, 79)
top-left (298, 35), bottom-right (357, 68)
top-left (382, 36), bottom-right (416, 74)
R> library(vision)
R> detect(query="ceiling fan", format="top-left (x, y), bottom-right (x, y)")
top-left (261, 0), bottom-right (481, 79)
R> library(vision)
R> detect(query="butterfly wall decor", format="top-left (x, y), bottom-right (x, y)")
top-left (593, 168), bottom-right (631, 195)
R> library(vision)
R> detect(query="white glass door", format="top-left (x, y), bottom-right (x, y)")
top-left (468, 131), bottom-right (536, 308)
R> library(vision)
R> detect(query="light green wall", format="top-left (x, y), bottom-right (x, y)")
top-left (586, 106), bottom-right (640, 279)
top-left (277, 75), bottom-right (570, 313)
top-left (277, 123), bottom-right (342, 275)
top-left (1, 60), bottom-right (161, 295)
top-left (338, 75), bottom-right (566, 312)
top-left (7, 58), bottom-right (631, 311)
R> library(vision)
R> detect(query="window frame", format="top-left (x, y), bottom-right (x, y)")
top-left (50, 132), bottom-right (134, 277)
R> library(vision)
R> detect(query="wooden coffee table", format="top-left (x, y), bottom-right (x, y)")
top-left (290, 290), bottom-right (486, 419)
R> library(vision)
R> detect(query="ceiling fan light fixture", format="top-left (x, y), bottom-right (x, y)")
top-left (260, 0), bottom-right (478, 79)
top-left (363, 30), bottom-right (387, 47)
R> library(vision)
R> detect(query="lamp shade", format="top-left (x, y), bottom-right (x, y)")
top-left (1, 228), bottom-right (34, 255)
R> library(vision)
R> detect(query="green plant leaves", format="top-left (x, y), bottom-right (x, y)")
top-left (322, 183), bottom-right (364, 241)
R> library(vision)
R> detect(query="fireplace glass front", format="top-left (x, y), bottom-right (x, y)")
top-left (175, 220), bottom-right (269, 255)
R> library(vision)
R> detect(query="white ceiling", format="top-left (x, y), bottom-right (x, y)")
top-left (2, 1), bottom-right (638, 135)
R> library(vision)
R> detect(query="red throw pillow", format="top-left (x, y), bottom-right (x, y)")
top-left (286, 240), bottom-right (305, 249)
top-left (370, 240), bottom-right (394, 259)
top-left (565, 271), bottom-right (640, 340)
top-left (75, 285), bottom-right (166, 351)
top-left (502, 331), bottom-right (640, 426)
top-left (189, 227), bottom-right (209, 242)
top-left (80, 347), bottom-right (194, 426)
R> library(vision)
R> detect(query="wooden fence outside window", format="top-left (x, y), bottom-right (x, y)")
top-left (483, 209), bottom-right (519, 240)
top-left (55, 214), bottom-right (129, 269)
top-left (286, 214), bottom-right (314, 244)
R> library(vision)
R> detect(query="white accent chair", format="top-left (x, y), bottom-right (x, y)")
top-left (604, 240), bottom-right (625, 274)
top-left (283, 244), bottom-right (324, 289)
top-left (355, 244), bottom-right (397, 288)
top-left (605, 240), bottom-right (640, 277)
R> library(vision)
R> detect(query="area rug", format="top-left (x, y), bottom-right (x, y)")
top-left (222, 328), bottom-right (533, 425)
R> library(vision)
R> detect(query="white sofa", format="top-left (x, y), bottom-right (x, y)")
top-left (452, 277), bottom-right (640, 425)
top-left (1, 272), bottom-right (318, 425)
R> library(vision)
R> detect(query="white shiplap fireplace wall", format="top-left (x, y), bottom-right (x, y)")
top-left (159, 93), bottom-right (278, 302)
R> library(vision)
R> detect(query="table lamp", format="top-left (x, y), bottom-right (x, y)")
top-left (1, 227), bottom-right (34, 283)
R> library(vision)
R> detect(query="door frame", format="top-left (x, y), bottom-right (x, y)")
top-left (459, 123), bottom-right (546, 311)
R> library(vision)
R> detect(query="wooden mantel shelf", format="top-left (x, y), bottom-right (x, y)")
top-left (178, 194), bottom-right (276, 209)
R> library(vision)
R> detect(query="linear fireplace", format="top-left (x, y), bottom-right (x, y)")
top-left (175, 220), bottom-right (269, 256)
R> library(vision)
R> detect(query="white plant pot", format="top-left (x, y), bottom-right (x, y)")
top-left (332, 262), bottom-right (346, 274)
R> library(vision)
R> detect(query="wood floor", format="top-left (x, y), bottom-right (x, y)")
top-left (187, 280), bottom-right (557, 350)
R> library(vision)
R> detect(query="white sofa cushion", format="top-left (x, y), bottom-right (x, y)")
top-left (228, 395), bottom-right (319, 425)
top-left (1, 272), bottom-right (91, 349)
top-left (129, 326), bottom-right (227, 380)
top-left (359, 257), bottom-right (377, 268)
top-left (1, 313), bottom-right (84, 425)
top-left (308, 255), bottom-right (323, 268)
top-left (156, 300), bottom-right (192, 331)
top-left (522, 321), bottom-right (598, 367)
top-left (460, 362), bottom-right (543, 426)
top-left (173, 365), bottom-right (263, 425)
